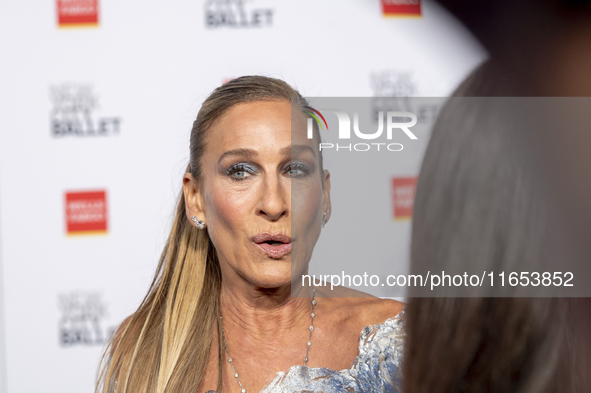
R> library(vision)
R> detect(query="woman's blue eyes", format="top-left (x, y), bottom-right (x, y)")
top-left (226, 163), bottom-right (310, 181)
top-left (286, 163), bottom-right (309, 177)
top-left (227, 164), bottom-right (255, 180)
top-left (232, 170), bottom-right (249, 179)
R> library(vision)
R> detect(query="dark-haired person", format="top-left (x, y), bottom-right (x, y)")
top-left (403, 1), bottom-right (591, 392)
top-left (97, 76), bottom-right (405, 393)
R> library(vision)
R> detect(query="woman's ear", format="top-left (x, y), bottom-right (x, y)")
top-left (322, 169), bottom-right (332, 223)
top-left (183, 173), bottom-right (205, 224)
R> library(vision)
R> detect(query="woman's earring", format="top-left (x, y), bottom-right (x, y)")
top-left (191, 216), bottom-right (206, 229)
top-left (321, 210), bottom-right (329, 228)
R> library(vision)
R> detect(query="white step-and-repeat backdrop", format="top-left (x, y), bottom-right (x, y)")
top-left (0, 0), bottom-right (485, 391)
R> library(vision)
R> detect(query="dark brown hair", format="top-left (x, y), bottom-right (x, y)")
top-left (404, 63), bottom-right (581, 393)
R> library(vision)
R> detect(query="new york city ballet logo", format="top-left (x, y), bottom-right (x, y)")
top-left (56, 0), bottom-right (99, 28)
top-left (58, 291), bottom-right (110, 346)
top-left (50, 84), bottom-right (121, 137)
top-left (370, 70), bottom-right (418, 98)
top-left (369, 71), bottom-right (440, 124)
top-left (65, 190), bottom-right (108, 236)
top-left (305, 107), bottom-right (417, 152)
top-left (205, 0), bottom-right (274, 28)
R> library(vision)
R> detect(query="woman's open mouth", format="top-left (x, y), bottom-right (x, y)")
top-left (252, 233), bottom-right (292, 259)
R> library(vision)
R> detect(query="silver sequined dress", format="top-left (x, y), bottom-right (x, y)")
top-left (259, 311), bottom-right (405, 393)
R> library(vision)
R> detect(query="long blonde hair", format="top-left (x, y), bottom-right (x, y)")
top-left (96, 76), bottom-right (317, 393)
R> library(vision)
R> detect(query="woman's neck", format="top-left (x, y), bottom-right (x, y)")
top-left (219, 280), bottom-right (313, 338)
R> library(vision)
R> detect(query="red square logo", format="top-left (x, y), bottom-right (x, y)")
top-left (381, 0), bottom-right (422, 17)
top-left (391, 177), bottom-right (417, 220)
top-left (57, 0), bottom-right (99, 27)
top-left (65, 190), bottom-right (108, 235)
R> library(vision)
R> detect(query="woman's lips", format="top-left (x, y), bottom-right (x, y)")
top-left (254, 242), bottom-right (292, 258)
top-left (253, 233), bottom-right (292, 259)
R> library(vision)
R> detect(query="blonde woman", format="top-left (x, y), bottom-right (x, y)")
top-left (97, 76), bottom-right (405, 393)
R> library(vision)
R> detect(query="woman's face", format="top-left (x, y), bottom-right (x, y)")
top-left (184, 100), bottom-right (330, 289)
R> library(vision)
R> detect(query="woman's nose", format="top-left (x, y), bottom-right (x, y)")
top-left (257, 174), bottom-right (288, 221)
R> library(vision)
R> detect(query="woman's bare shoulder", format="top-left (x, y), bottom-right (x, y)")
top-left (348, 296), bottom-right (404, 328)
top-left (316, 285), bottom-right (404, 332)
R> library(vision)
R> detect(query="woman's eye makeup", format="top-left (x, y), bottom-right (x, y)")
top-left (226, 163), bottom-right (258, 181)
top-left (284, 162), bottom-right (311, 177)
top-left (224, 161), bottom-right (313, 181)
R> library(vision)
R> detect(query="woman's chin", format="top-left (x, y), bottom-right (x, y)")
top-left (248, 271), bottom-right (293, 289)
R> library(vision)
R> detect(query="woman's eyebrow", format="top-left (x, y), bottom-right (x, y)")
top-left (219, 145), bottom-right (315, 163)
top-left (280, 145), bottom-right (316, 157)
top-left (218, 148), bottom-right (257, 164)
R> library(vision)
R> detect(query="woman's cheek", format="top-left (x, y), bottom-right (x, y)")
top-left (208, 182), bottom-right (256, 229)
top-left (292, 183), bottom-right (322, 229)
